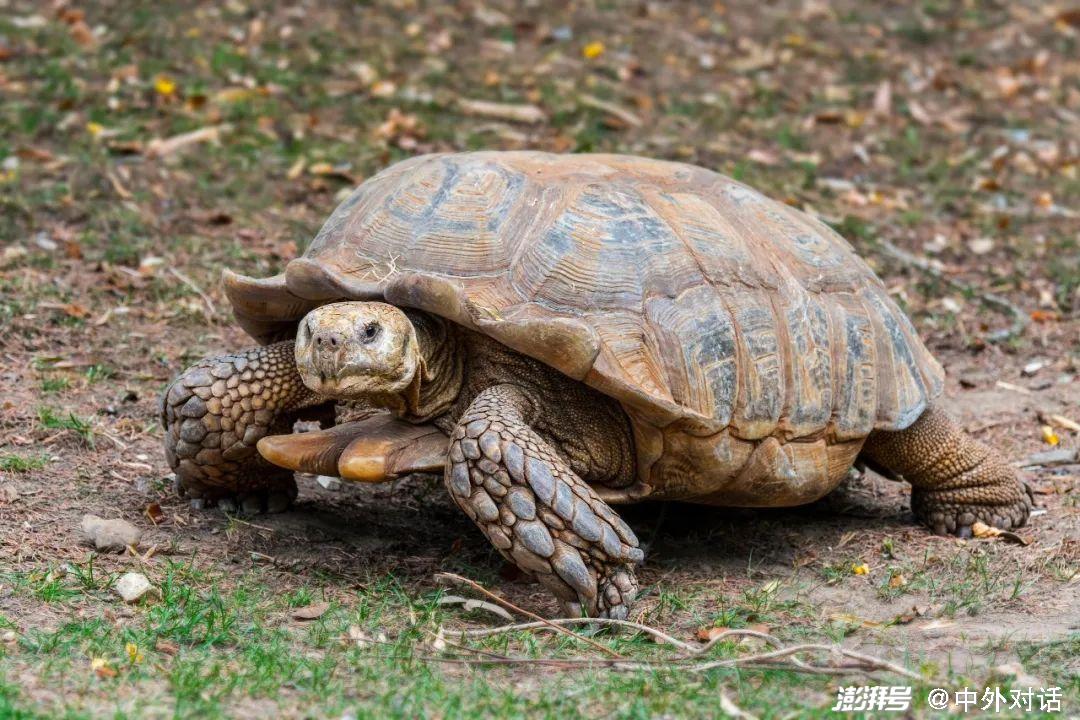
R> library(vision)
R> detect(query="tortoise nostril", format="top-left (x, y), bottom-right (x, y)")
top-left (313, 331), bottom-right (344, 351)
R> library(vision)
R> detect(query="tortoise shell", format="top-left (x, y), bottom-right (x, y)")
top-left (226, 152), bottom-right (944, 506)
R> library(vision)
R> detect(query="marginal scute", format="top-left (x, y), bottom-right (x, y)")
top-left (222, 269), bottom-right (321, 344)
top-left (728, 290), bottom-right (784, 439)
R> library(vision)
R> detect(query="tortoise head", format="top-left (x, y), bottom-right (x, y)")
top-left (295, 302), bottom-right (424, 413)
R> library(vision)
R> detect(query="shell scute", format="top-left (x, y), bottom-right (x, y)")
top-left (778, 289), bottom-right (833, 438)
top-left (728, 291), bottom-right (785, 439)
top-left (643, 286), bottom-right (738, 430)
top-left (828, 294), bottom-right (878, 440)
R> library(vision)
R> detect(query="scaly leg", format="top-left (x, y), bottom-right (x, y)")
top-left (445, 385), bottom-right (642, 619)
top-left (161, 341), bottom-right (329, 513)
top-left (862, 404), bottom-right (1032, 536)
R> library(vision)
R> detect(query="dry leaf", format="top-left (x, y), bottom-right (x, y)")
top-left (91, 657), bottom-right (117, 679)
top-left (872, 80), bottom-right (892, 116)
top-left (345, 625), bottom-right (387, 648)
top-left (370, 80), bottom-right (396, 98)
top-left (829, 612), bottom-right (881, 628)
top-left (145, 124), bottom-right (231, 158)
top-left (307, 162), bottom-right (356, 183)
top-left (892, 605), bottom-right (927, 625)
top-left (291, 602), bottom-right (329, 621)
top-left (971, 521), bottom-right (1031, 546)
top-left (1047, 414), bottom-right (1080, 432)
top-left (720, 690), bottom-right (758, 720)
top-left (696, 626), bottom-right (729, 642)
top-left (154, 639), bottom-right (179, 655)
top-left (747, 149), bottom-right (779, 166)
top-left (286, 158), bottom-right (306, 179)
top-left (144, 503), bottom-right (166, 525)
top-left (578, 94), bottom-right (643, 128)
top-left (907, 99), bottom-right (932, 125)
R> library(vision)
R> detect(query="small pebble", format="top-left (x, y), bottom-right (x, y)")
top-left (316, 475), bottom-right (342, 491)
top-left (1021, 359), bottom-right (1045, 376)
top-left (114, 572), bottom-right (154, 603)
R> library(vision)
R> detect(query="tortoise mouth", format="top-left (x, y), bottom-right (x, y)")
top-left (295, 353), bottom-right (415, 401)
top-left (299, 372), bottom-right (365, 397)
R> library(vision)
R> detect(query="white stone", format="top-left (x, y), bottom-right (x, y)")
top-left (114, 572), bottom-right (154, 603)
top-left (316, 475), bottom-right (342, 491)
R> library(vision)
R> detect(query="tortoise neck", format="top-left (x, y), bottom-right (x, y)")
top-left (405, 311), bottom-right (465, 422)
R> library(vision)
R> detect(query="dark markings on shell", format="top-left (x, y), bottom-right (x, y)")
top-left (781, 291), bottom-right (833, 437)
top-left (730, 297), bottom-right (783, 439)
top-left (831, 296), bottom-right (877, 439)
top-left (644, 286), bottom-right (738, 427)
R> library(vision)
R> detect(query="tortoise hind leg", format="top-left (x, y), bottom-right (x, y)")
top-left (861, 404), bottom-right (1032, 536)
top-left (161, 341), bottom-right (330, 513)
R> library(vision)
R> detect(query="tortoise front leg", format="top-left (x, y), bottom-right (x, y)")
top-left (161, 341), bottom-right (330, 513)
top-left (862, 404), bottom-right (1032, 536)
top-left (446, 384), bottom-right (643, 619)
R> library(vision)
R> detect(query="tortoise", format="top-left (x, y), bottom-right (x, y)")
top-left (161, 151), bottom-right (1032, 618)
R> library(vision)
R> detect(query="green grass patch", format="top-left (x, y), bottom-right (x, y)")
top-left (0, 453), bottom-right (47, 472)
top-left (36, 407), bottom-right (95, 447)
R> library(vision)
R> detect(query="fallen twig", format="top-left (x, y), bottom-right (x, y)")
top-left (438, 607), bottom-right (920, 679)
top-left (872, 237), bottom-right (1028, 343)
top-left (1016, 448), bottom-right (1078, 468)
top-left (683, 643), bottom-right (921, 680)
top-left (436, 594), bottom-right (514, 622)
top-left (168, 267), bottom-right (216, 317)
top-left (577, 94), bottom-right (643, 128)
top-left (455, 99), bottom-right (546, 124)
top-left (434, 572), bottom-right (623, 659)
top-left (146, 123), bottom-right (232, 158)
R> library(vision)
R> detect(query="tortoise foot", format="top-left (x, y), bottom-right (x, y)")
top-left (174, 472), bottom-right (298, 515)
top-left (914, 482), bottom-right (1033, 537)
top-left (863, 405), bottom-right (1034, 538)
top-left (161, 342), bottom-right (329, 513)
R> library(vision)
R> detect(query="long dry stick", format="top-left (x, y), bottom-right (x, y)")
top-left (434, 572), bottom-right (623, 659)
top-left (406, 638), bottom-right (919, 680)
top-left (437, 600), bottom-right (922, 680)
top-left (446, 617), bottom-right (700, 652)
top-left (168, 267), bottom-right (216, 317)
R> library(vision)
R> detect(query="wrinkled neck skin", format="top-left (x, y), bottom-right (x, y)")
top-left (398, 311), bottom-right (464, 423)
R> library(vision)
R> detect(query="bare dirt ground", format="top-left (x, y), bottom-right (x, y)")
top-left (1, 0), bottom-right (1077, 717)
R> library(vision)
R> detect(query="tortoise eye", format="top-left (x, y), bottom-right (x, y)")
top-left (361, 322), bottom-right (380, 343)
